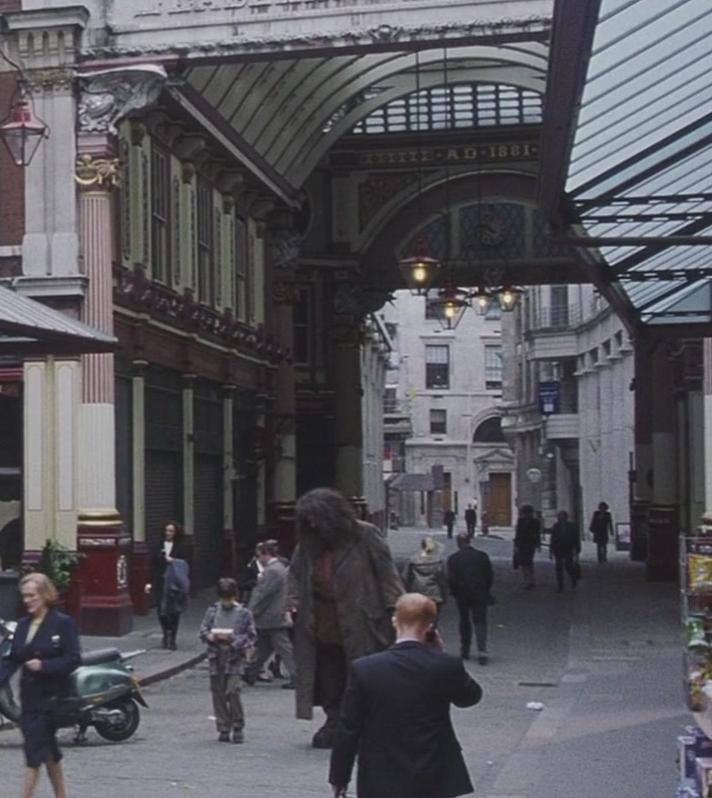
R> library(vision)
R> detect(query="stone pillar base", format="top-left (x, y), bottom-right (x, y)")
top-left (630, 499), bottom-right (650, 562)
top-left (77, 511), bottom-right (133, 636)
top-left (130, 541), bottom-right (151, 616)
top-left (646, 503), bottom-right (678, 582)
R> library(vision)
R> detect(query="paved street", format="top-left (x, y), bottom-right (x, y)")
top-left (0, 529), bottom-right (686, 797)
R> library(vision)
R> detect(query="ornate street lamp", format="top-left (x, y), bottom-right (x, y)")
top-left (470, 285), bottom-right (495, 316)
top-left (495, 284), bottom-right (524, 312)
top-left (398, 235), bottom-right (441, 295)
top-left (431, 284), bottom-right (470, 330)
top-left (0, 84), bottom-right (49, 167)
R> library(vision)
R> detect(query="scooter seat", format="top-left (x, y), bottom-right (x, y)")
top-left (80, 648), bottom-right (121, 666)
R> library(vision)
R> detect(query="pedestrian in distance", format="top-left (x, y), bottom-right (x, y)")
top-left (514, 504), bottom-right (541, 589)
top-left (589, 501), bottom-right (613, 563)
top-left (402, 537), bottom-right (448, 613)
top-left (464, 503), bottom-right (477, 538)
top-left (0, 572), bottom-right (81, 798)
top-left (145, 520), bottom-right (190, 650)
top-left (245, 540), bottom-right (296, 689)
top-left (549, 510), bottom-right (581, 592)
top-left (329, 593), bottom-right (482, 798)
top-left (198, 577), bottom-right (256, 744)
top-left (443, 509), bottom-right (456, 539)
top-left (447, 532), bottom-right (494, 664)
top-left (287, 487), bottom-right (404, 749)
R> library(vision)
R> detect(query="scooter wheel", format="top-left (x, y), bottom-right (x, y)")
top-left (94, 697), bottom-right (140, 742)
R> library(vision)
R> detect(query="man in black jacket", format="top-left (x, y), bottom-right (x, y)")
top-left (447, 533), bottom-right (494, 664)
top-left (549, 510), bottom-right (581, 592)
top-left (329, 593), bottom-right (481, 798)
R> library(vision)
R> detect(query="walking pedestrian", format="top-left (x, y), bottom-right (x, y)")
top-left (464, 504), bottom-right (477, 538)
top-left (0, 573), bottom-right (81, 798)
top-left (402, 537), bottom-right (448, 612)
top-left (198, 577), bottom-right (256, 743)
top-left (145, 521), bottom-right (190, 650)
top-left (514, 505), bottom-right (541, 589)
top-left (447, 533), bottom-right (493, 664)
top-left (443, 509), bottom-right (456, 539)
top-left (589, 502), bottom-right (613, 563)
top-left (329, 593), bottom-right (482, 798)
top-left (245, 540), bottom-right (296, 689)
top-left (287, 487), bottom-right (404, 749)
top-left (549, 510), bottom-right (581, 592)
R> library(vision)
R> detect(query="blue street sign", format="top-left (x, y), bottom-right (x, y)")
top-left (538, 381), bottom-right (560, 415)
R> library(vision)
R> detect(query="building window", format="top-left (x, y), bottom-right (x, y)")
top-left (150, 144), bottom-right (171, 284)
top-left (484, 344), bottom-right (503, 390)
top-left (196, 177), bottom-right (214, 304)
top-left (383, 387), bottom-right (397, 413)
top-left (425, 345), bottom-right (450, 389)
top-left (424, 291), bottom-right (440, 320)
top-left (234, 217), bottom-right (248, 321)
top-left (293, 286), bottom-right (312, 364)
top-left (550, 285), bottom-right (569, 327)
top-left (430, 408), bottom-right (447, 434)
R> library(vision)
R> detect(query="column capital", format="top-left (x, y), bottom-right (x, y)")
top-left (75, 154), bottom-right (120, 191)
top-left (77, 64), bottom-right (168, 135)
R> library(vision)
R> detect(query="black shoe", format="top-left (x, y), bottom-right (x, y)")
top-left (169, 637), bottom-right (177, 651)
top-left (281, 681), bottom-right (295, 689)
top-left (232, 729), bottom-right (244, 744)
top-left (218, 731), bottom-right (230, 743)
top-left (312, 726), bottom-right (336, 749)
top-left (162, 632), bottom-right (169, 650)
top-left (243, 673), bottom-right (256, 686)
top-left (477, 654), bottom-right (489, 666)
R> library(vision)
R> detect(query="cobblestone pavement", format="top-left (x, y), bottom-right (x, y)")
top-left (0, 530), bottom-right (686, 797)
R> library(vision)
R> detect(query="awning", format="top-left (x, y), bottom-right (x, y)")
top-left (539, 0), bottom-right (712, 332)
top-left (0, 285), bottom-right (117, 356)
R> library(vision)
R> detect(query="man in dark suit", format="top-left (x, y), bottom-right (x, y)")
top-left (447, 533), bottom-right (493, 665)
top-left (329, 593), bottom-right (482, 798)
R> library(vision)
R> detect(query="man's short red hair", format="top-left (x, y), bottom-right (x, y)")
top-left (394, 593), bottom-right (437, 628)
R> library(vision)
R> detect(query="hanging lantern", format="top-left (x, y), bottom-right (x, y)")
top-left (398, 235), bottom-right (441, 296)
top-left (496, 284), bottom-right (524, 312)
top-left (470, 286), bottom-right (495, 316)
top-left (0, 86), bottom-right (49, 167)
top-left (431, 285), bottom-right (470, 330)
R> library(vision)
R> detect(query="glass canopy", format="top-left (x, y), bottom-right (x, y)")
top-left (563, 0), bottom-right (712, 325)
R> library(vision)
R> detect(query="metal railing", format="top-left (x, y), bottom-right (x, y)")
top-left (530, 303), bottom-right (583, 331)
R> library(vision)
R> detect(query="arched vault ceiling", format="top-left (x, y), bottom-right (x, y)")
top-left (183, 41), bottom-right (548, 191)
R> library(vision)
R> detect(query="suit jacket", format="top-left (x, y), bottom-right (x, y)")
top-left (329, 641), bottom-right (482, 798)
top-left (248, 558), bottom-right (290, 629)
top-left (0, 609), bottom-right (81, 712)
top-left (447, 546), bottom-right (493, 603)
top-left (549, 520), bottom-right (581, 556)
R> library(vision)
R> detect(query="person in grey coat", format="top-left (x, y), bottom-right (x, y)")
top-left (245, 540), bottom-right (296, 689)
top-left (403, 537), bottom-right (448, 611)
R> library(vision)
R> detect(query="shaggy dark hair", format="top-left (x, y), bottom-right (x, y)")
top-left (295, 488), bottom-right (358, 548)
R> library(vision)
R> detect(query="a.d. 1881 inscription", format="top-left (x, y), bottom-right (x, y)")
top-left (360, 141), bottom-right (538, 168)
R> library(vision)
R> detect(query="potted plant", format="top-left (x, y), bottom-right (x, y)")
top-left (36, 540), bottom-right (82, 617)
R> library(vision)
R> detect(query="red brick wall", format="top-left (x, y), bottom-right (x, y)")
top-left (0, 71), bottom-right (25, 246)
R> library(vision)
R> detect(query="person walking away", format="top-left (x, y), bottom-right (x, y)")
top-left (447, 533), bottom-right (493, 664)
top-left (590, 501), bottom-right (613, 563)
top-left (245, 540), bottom-right (296, 689)
top-left (549, 510), bottom-right (581, 592)
top-left (145, 521), bottom-right (190, 650)
top-left (199, 577), bottom-right (256, 743)
top-left (329, 593), bottom-right (482, 798)
top-left (443, 509), bottom-right (456, 539)
top-left (464, 504), bottom-right (477, 538)
top-left (402, 537), bottom-right (448, 614)
top-left (514, 505), bottom-right (541, 589)
top-left (0, 573), bottom-right (81, 798)
top-left (287, 487), bottom-right (404, 749)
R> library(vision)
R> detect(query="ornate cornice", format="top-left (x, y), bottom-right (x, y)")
top-left (77, 64), bottom-right (168, 135)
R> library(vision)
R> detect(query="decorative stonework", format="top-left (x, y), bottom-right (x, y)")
top-left (77, 65), bottom-right (168, 135)
top-left (75, 154), bottom-right (121, 189)
top-left (358, 172), bottom-right (418, 231)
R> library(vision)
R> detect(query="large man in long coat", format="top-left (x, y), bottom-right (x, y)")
top-left (287, 488), bottom-right (404, 748)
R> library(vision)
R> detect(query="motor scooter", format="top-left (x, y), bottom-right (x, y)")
top-left (0, 618), bottom-right (148, 743)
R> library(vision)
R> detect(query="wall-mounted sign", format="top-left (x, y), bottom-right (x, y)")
top-left (538, 381), bottom-right (560, 416)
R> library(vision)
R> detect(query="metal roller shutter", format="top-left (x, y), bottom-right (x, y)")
top-left (145, 450), bottom-right (182, 551)
top-left (193, 455), bottom-right (222, 588)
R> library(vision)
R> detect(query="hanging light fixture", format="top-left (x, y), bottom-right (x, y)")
top-left (0, 83), bottom-right (49, 167)
top-left (434, 284), bottom-right (470, 330)
top-left (470, 285), bottom-right (495, 316)
top-left (397, 50), bottom-right (441, 294)
top-left (0, 41), bottom-right (49, 168)
top-left (495, 284), bottom-right (524, 312)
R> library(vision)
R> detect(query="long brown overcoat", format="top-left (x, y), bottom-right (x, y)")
top-left (287, 521), bottom-right (404, 720)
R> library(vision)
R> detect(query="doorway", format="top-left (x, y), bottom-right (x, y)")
top-left (487, 473), bottom-right (512, 526)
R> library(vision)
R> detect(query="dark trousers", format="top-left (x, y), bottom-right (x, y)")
top-left (210, 673), bottom-right (244, 732)
top-left (249, 629), bottom-right (296, 680)
top-left (446, 523), bottom-right (454, 539)
top-left (315, 643), bottom-right (348, 728)
top-left (596, 542), bottom-right (608, 563)
top-left (466, 521), bottom-right (475, 538)
top-left (158, 611), bottom-right (180, 637)
top-left (554, 553), bottom-right (578, 591)
top-left (456, 598), bottom-right (487, 656)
